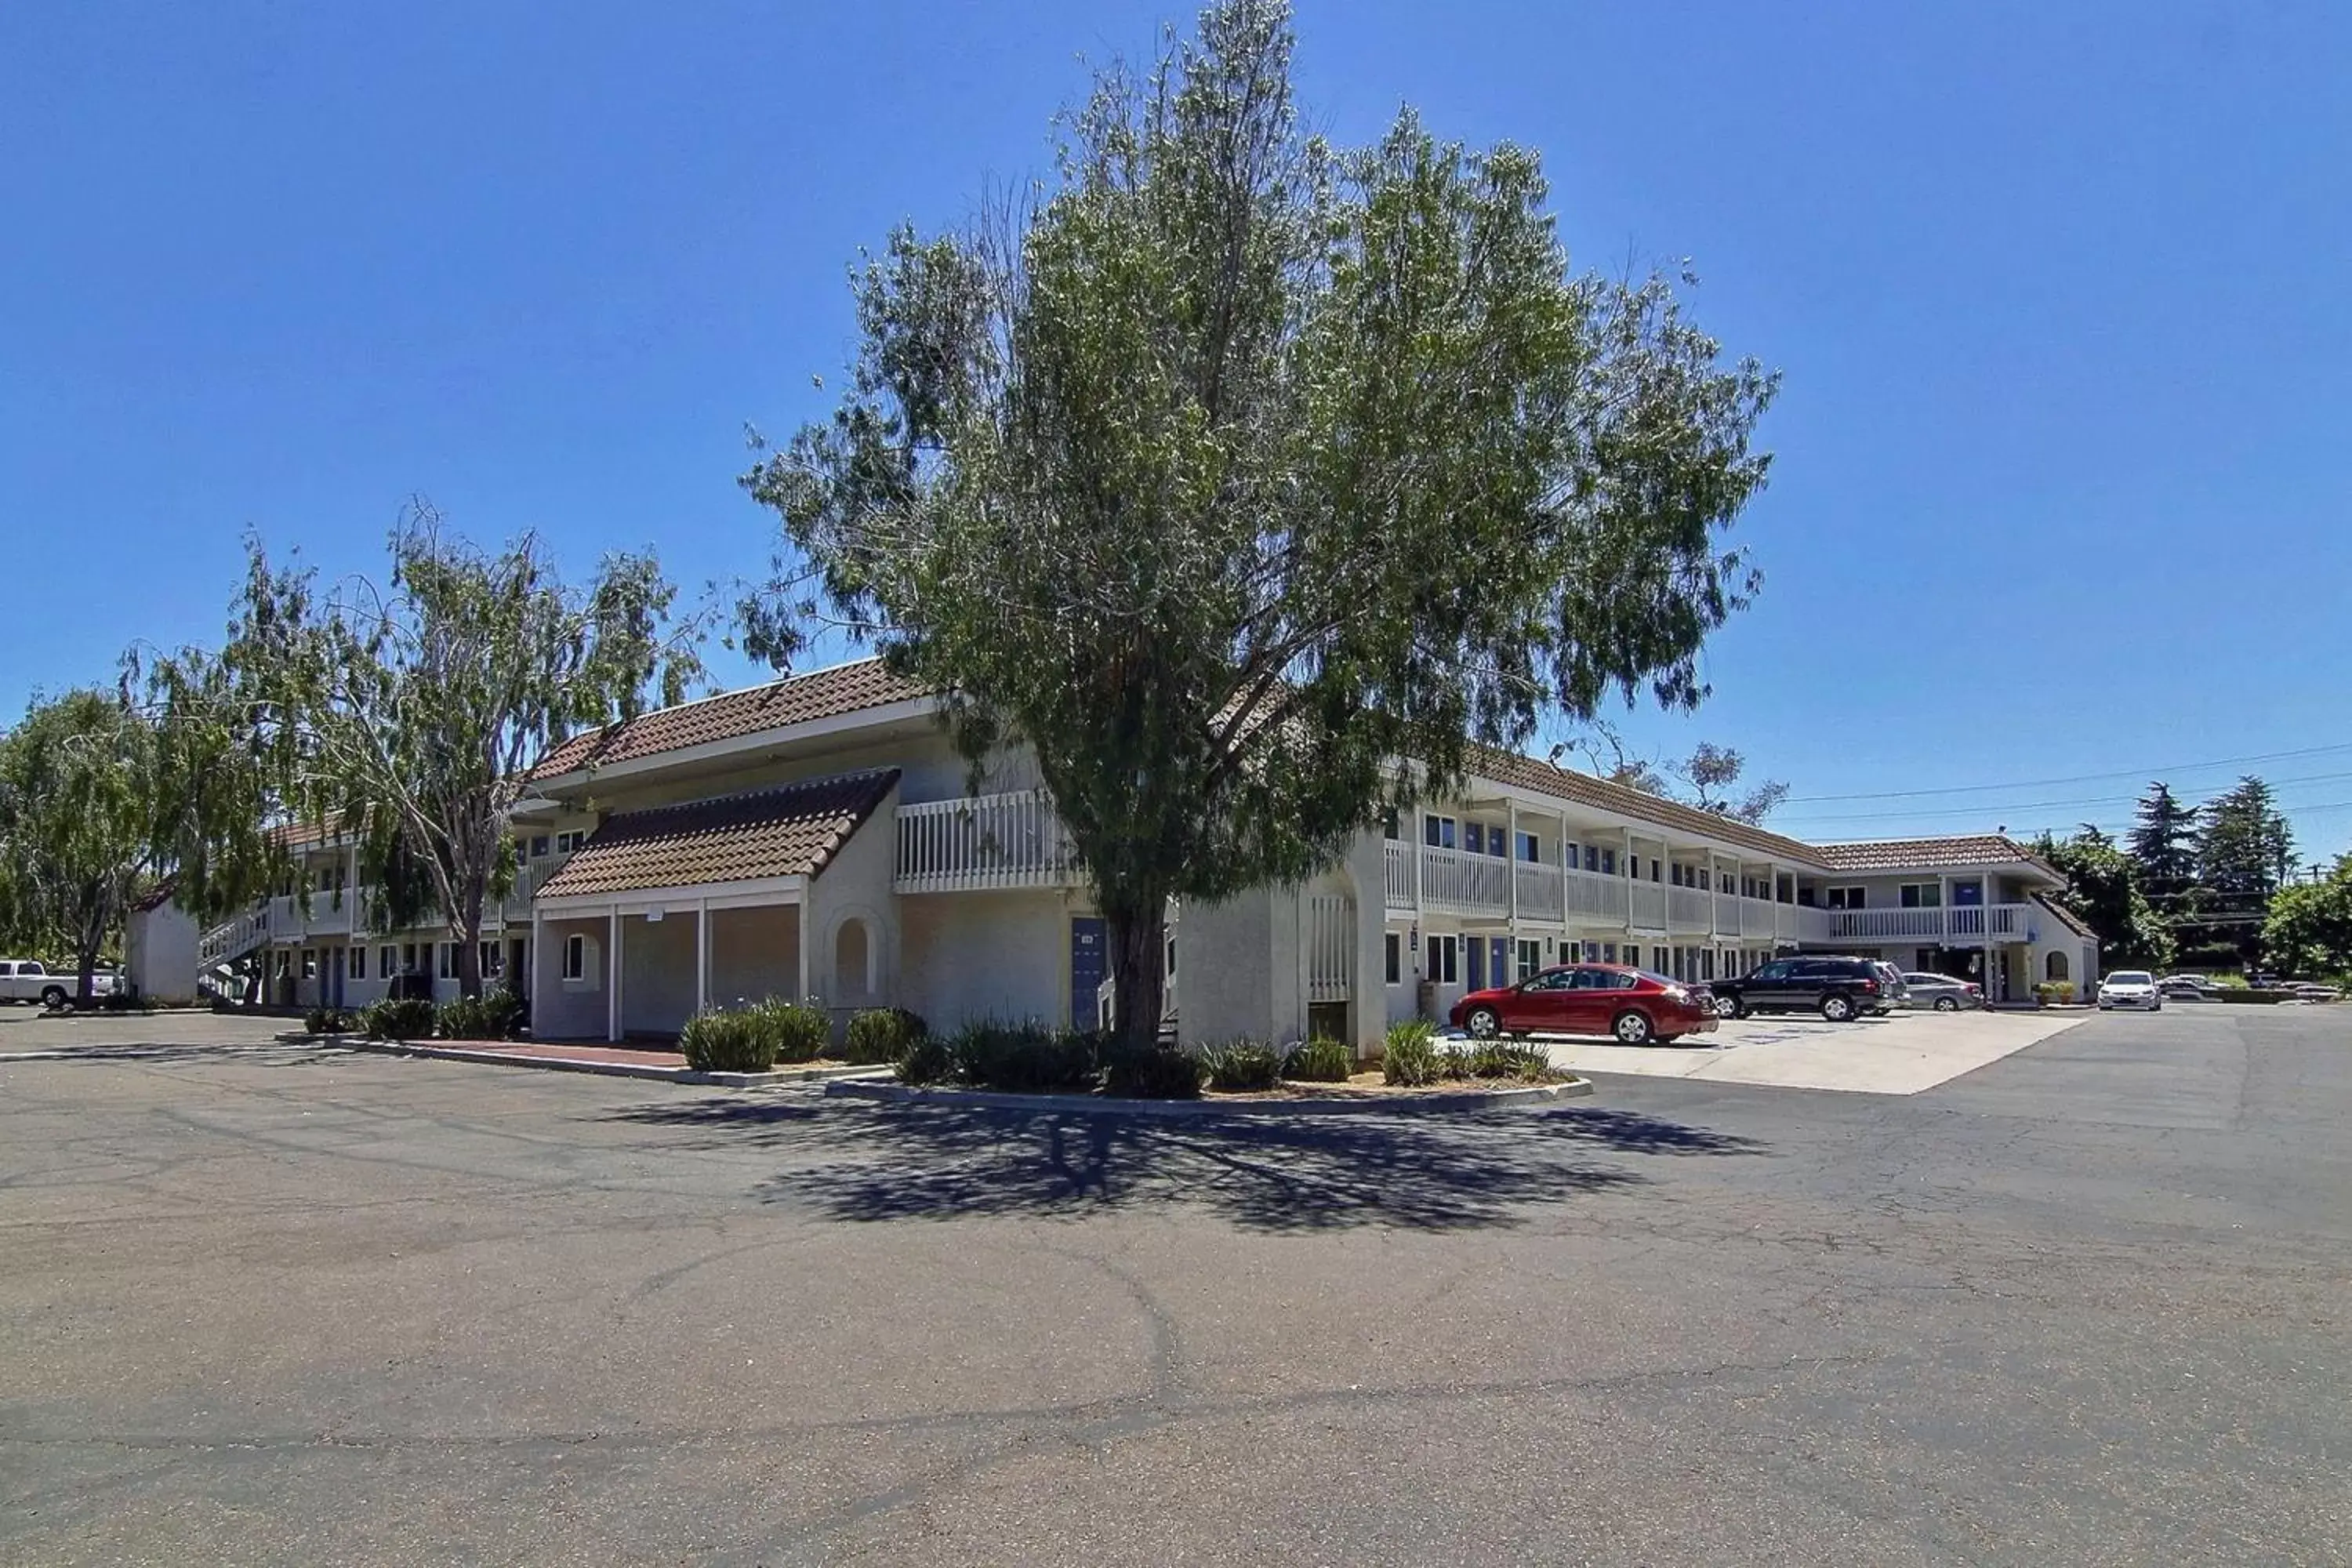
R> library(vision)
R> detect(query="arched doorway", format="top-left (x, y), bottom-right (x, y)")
top-left (833, 916), bottom-right (872, 1006)
top-left (2045, 949), bottom-right (2069, 983)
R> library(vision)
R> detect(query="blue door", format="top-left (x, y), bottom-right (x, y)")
top-left (1490, 937), bottom-right (1509, 988)
top-left (1070, 917), bottom-right (1107, 1029)
top-left (1466, 936), bottom-right (1486, 990)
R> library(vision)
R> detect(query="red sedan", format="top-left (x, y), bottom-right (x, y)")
top-left (1447, 963), bottom-right (1719, 1047)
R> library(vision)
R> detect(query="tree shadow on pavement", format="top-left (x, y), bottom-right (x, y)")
top-left (601, 1098), bottom-right (1766, 1233)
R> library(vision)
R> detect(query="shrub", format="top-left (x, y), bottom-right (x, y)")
top-left (436, 989), bottom-right (528, 1041)
top-left (1200, 1039), bottom-right (1283, 1091)
top-left (948, 1019), bottom-right (1101, 1092)
top-left (360, 996), bottom-right (437, 1041)
top-left (1382, 1019), bottom-right (1441, 1087)
top-left (749, 996), bottom-right (830, 1062)
top-left (844, 1006), bottom-right (926, 1065)
top-left (1283, 1036), bottom-right (1355, 1083)
top-left (1102, 1042), bottom-right (1205, 1099)
top-left (302, 1005), bottom-right (354, 1035)
top-left (2034, 981), bottom-right (2076, 1005)
top-left (678, 1007), bottom-right (779, 1073)
top-left (1446, 1040), bottom-right (1556, 1082)
top-left (895, 1032), bottom-right (954, 1085)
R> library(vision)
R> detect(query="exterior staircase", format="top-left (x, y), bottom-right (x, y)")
top-left (197, 909), bottom-right (270, 1004)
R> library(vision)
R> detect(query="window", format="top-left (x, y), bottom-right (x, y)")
top-left (402, 942), bottom-right (419, 973)
top-left (1523, 967), bottom-right (1571, 992)
top-left (1581, 941), bottom-right (1602, 963)
top-left (529, 834), bottom-right (551, 858)
top-left (300, 949), bottom-right (317, 979)
top-left (2045, 951), bottom-right (2070, 982)
top-left (1899, 884), bottom-right (1943, 909)
top-left (555, 829), bottom-right (586, 854)
top-left (1701, 949), bottom-right (1716, 982)
top-left (1424, 934), bottom-right (1458, 985)
top-left (1949, 879), bottom-right (1984, 907)
top-left (1381, 810), bottom-right (1401, 840)
top-left (561, 934), bottom-right (586, 981)
top-left (1423, 814), bottom-right (1457, 850)
top-left (348, 946), bottom-right (365, 981)
top-left (480, 941), bottom-right (503, 978)
top-left (1826, 887), bottom-right (1866, 910)
top-left (1670, 863), bottom-right (1684, 887)
top-left (1516, 831), bottom-right (1540, 863)
top-left (439, 943), bottom-right (458, 979)
top-left (1650, 858), bottom-right (1663, 883)
top-left (316, 868), bottom-right (336, 893)
top-left (1516, 939), bottom-right (1541, 981)
top-left (1486, 828), bottom-right (1508, 858)
top-left (1602, 942), bottom-right (1618, 964)
top-left (1384, 933), bottom-right (1401, 985)
top-left (1166, 934), bottom-right (1178, 980)
top-left (1465, 822), bottom-right (1486, 855)
top-left (379, 945), bottom-right (397, 978)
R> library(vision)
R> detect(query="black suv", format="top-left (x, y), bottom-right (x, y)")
top-left (1711, 956), bottom-right (1895, 1022)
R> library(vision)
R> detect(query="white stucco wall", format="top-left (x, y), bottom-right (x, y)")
top-left (898, 889), bottom-right (1074, 1031)
top-left (708, 904), bottom-right (802, 1009)
top-left (620, 913), bottom-right (698, 1036)
top-left (1178, 887), bottom-right (1276, 1047)
top-left (125, 902), bottom-right (201, 1006)
top-left (804, 791), bottom-right (900, 1014)
top-left (534, 916), bottom-right (609, 1040)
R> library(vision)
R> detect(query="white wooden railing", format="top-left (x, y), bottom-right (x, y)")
top-left (1306, 893), bottom-right (1355, 1004)
top-left (1565, 866), bottom-right (1623, 920)
top-left (1715, 892), bottom-right (1740, 933)
top-left (1383, 840), bottom-right (1414, 910)
top-left (1666, 886), bottom-right (1711, 931)
top-left (1630, 883), bottom-right (1668, 931)
top-left (1418, 844), bottom-right (1509, 916)
top-left (1739, 896), bottom-right (1775, 938)
top-left (199, 908), bottom-right (270, 966)
top-left (1515, 862), bottom-right (1565, 923)
top-left (895, 792), bottom-right (1078, 893)
top-left (1827, 904), bottom-right (2037, 945)
top-left (267, 891), bottom-right (356, 939)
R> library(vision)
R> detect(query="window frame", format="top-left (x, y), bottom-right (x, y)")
top-left (1384, 932), bottom-right (1401, 985)
top-left (561, 933), bottom-right (587, 982)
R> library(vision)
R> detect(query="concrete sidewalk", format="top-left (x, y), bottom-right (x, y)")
top-left (1519, 1007), bottom-right (2086, 1095)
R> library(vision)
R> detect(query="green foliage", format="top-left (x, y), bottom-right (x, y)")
top-left (435, 988), bottom-right (528, 1041)
top-left (0, 690), bottom-right (165, 1000)
top-left (844, 1006), bottom-right (927, 1065)
top-left (1283, 1035), bottom-right (1356, 1083)
top-left (894, 1032), bottom-right (954, 1086)
top-left (943, 1020), bottom-right (1102, 1092)
top-left (748, 996), bottom-right (831, 1062)
top-left (678, 1007), bottom-right (780, 1073)
top-left (2034, 826), bottom-right (2173, 971)
top-left (739, 0), bottom-right (1776, 1051)
top-left (359, 996), bottom-right (437, 1041)
top-left (2264, 856), bottom-right (2352, 977)
top-left (1439, 1040), bottom-right (1560, 1082)
top-left (302, 1005), bottom-right (356, 1035)
top-left (2193, 776), bottom-right (2296, 962)
top-left (1102, 1041), bottom-right (1206, 1099)
top-left (2034, 981), bottom-right (2076, 1004)
top-left (1200, 1039), bottom-right (1283, 1091)
top-left (2129, 782), bottom-right (2201, 887)
top-left (1381, 1019), bottom-right (1442, 1086)
top-left (141, 506), bottom-right (706, 996)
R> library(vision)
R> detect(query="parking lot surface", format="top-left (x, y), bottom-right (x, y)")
top-left (3, 1007), bottom-right (2348, 1565)
top-left (1519, 1005), bottom-right (2086, 1094)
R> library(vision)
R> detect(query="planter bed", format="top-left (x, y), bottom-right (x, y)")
top-left (828, 1072), bottom-right (1593, 1117)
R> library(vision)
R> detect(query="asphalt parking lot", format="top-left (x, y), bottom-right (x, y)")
top-left (3, 1006), bottom-right (2349, 1565)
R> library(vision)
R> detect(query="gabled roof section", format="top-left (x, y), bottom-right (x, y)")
top-left (1815, 834), bottom-right (2057, 875)
top-left (530, 659), bottom-right (931, 780)
top-left (2033, 893), bottom-right (2097, 942)
top-left (1468, 747), bottom-right (1833, 868)
top-left (534, 769), bottom-right (899, 898)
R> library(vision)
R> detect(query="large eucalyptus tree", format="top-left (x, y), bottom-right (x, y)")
top-left (741, 0), bottom-right (1777, 1047)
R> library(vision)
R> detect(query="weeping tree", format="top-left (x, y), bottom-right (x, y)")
top-left (147, 506), bottom-right (704, 997)
top-left (0, 690), bottom-right (165, 1002)
top-left (740, 0), bottom-right (1777, 1049)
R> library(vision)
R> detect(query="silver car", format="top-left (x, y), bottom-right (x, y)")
top-left (1900, 971), bottom-right (1984, 1012)
top-left (2097, 970), bottom-right (2163, 1011)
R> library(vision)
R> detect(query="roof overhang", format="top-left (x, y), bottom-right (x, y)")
top-left (524, 696), bottom-right (939, 798)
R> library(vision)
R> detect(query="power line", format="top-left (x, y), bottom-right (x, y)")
top-left (1779, 742), bottom-right (2352, 805)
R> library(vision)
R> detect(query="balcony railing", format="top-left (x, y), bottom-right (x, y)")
top-left (895, 791), bottom-right (1078, 893)
top-left (1630, 883), bottom-right (1668, 931)
top-left (267, 891), bottom-right (357, 940)
top-left (1565, 866), bottom-right (1624, 920)
top-left (1666, 885), bottom-right (1711, 931)
top-left (1418, 844), bottom-right (1510, 916)
top-left (1383, 840), bottom-right (1414, 910)
top-left (1515, 862), bottom-right (1565, 923)
top-left (1826, 904), bottom-right (2037, 946)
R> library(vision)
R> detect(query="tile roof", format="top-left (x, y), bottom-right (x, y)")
top-left (1814, 834), bottom-right (2054, 873)
top-left (530, 659), bottom-right (931, 779)
top-left (534, 769), bottom-right (899, 898)
top-left (1468, 747), bottom-right (1833, 867)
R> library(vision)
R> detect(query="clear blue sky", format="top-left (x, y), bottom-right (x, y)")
top-left (4, 1), bottom-right (2347, 858)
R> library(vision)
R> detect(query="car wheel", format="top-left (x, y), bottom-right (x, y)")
top-left (40, 985), bottom-right (67, 1010)
top-left (1613, 1010), bottom-right (1655, 1046)
top-left (1820, 993), bottom-right (1856, 1023)
top-left (1465, 1007), bottom-right (1501, 1040)
top-left (1934, 996), bottom-right (1958, 1012)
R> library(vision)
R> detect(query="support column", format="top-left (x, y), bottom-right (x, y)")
top-left (1506, 800), bottom-right (1519, 921)
top-left (607, 909), bottom-right (622, 1043)
top-left (696, 899), bottom-right (711, 1014)
top-left (796, 901), bottom-right (811, 1001)
top-left (531, 909), bottom-right (545, 1005)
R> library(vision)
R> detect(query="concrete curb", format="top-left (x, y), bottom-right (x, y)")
top-left (315, 1033), bottom-right (889, 1089)
top-left (824, 1075), bottom-right (1595, 1117)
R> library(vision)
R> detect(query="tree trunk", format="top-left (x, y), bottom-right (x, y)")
top-left (454, 881), bottom-right (486, 1000)
top-left (1104, 899), bottom-right (1168, 1055)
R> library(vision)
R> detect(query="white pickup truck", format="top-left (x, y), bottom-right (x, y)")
top-left (0, 960), bottom-right (118, 1008)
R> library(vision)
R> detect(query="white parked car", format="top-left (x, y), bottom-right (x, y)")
top-left (2096, 970), bottom-right (2162, 1012)
top-left (0, 960), bottom-right (118, 1008)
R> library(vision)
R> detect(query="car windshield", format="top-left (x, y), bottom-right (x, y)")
top-left (2109, 971), bottom-right (2154, 985)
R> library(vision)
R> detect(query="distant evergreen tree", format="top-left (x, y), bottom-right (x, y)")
top-left (2127, 782), bottom-right (2201, 886)
top-left (2195, 776), bottom-right (2295, 964)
